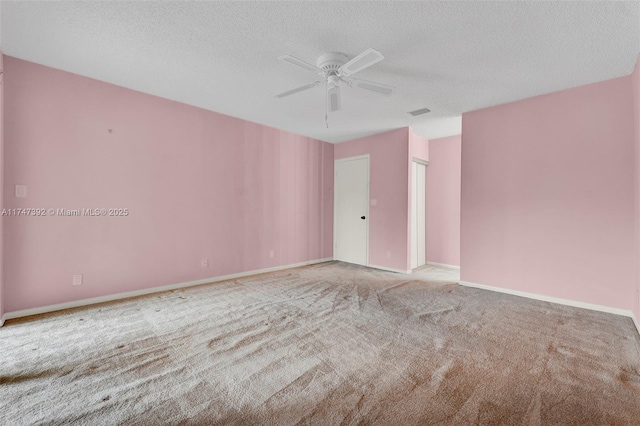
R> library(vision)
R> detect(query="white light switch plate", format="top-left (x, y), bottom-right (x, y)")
top-left (72, 274), bottom-right (83, 286)
top-left (15, 185), bottom-right (27, 198)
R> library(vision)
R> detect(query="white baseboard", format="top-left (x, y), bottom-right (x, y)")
top-left (462, 279), bottom-right (640, 338)
top-left (632, 313), bottom-right (640, 337)
top-left (368, 264), bottom-right (411, 274)
top-left (460, 280), bottom-right (636, 320)
top-left (1, 258), bottom-right (333, 325)
top-left (426, 261), bottom-right (460, 270)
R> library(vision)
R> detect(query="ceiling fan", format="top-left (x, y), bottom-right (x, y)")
top-left (275, 48), bottom-right (395, 114)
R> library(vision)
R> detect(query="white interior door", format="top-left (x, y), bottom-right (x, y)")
top-left (412, 161), bottom-right (426, 269)
top-left (335, 156), bottom-right (369, 266)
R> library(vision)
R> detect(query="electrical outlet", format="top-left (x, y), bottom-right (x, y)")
top-left (15, 185), bottom-right (27, 198)
top-left (269, 250), bottom-right (275, 258)
top-left (72, 274), bottom-right (83, 286)
top-left (201, 259), bottom-right (209, 268)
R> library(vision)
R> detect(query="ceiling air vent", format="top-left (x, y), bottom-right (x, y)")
top-left (409, 108), bottom-right (431, 116)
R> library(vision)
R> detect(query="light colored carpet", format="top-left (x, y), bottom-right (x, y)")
top-left (1, 261), bottom-right (639, 425)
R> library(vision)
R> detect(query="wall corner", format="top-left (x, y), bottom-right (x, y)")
top-left (632, 54), bottom-right (640, 323)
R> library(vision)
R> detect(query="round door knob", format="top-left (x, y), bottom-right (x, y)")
top-left (361, 216), bottom-right (366, 220)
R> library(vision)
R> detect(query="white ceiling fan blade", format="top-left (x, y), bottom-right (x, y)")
top-left (327, 85), bottom-right (341, 112)
top-left (349, 78), bottom-right (395, 96)
top-left (338, 48), bottom-right (385, 77)
top-left (278, 55), bottom-right (323, 73)
top-left (276, 81), bottom-right (321, 98)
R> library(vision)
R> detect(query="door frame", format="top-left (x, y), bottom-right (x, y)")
top-left (334, 154), bottom-right (370, 266)
top-left (411, 158), bottom-right (428, 269)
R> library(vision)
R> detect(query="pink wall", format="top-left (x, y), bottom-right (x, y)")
top-left (334, 128), bottom-right (410, 272)
top-left (633, 57), bottom-right (640, 322)
top-left (0, 52), bottom-right (4, 322)
top-left (461, 76), bottom-right (635, 310)
top-left (426, 135), bottom-right (461, 267)
top-left (409, 129), bottom-right (429, 161)
top-left (3, 56), bottom-right (333, 313)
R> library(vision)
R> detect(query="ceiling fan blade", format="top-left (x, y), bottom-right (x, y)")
top-left (327, 85), bottom-right (341, 112)
top-left (275, 81), bottom-right (322, 98)
top-left (278, 55), bottom-right (323, 73)
top-left (349, 78), bottom-right (395, 96)
top-left (338, 48), bottom-right (385, 77)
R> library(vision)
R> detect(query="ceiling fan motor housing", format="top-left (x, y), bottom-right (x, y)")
top-left (316, 52), bottom-right (350, 74)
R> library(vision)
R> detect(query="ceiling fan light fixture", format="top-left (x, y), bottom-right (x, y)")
top-left (327, 74), bottom-right (340, 88)
top-left (328, 85), bottom-right (341, 112)
top-left (409, 107), bottom-right (431, 116)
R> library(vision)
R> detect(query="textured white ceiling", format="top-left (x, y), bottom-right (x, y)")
top-left (2, 1), bottom-right (639, 143)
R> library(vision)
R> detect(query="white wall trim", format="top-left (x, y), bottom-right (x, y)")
top-left (460, 280), bottom-right (636, 319)
top-left (368, 263), bottom-right (411, 274)
top-left (411, 157), bottom-right (429, 166)
top-left (426, 261), bottom-right (460, 270)
top-left (632, 313), bottom-right (640, 337)
top-left (1, 258), bottom-right (333, 325)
